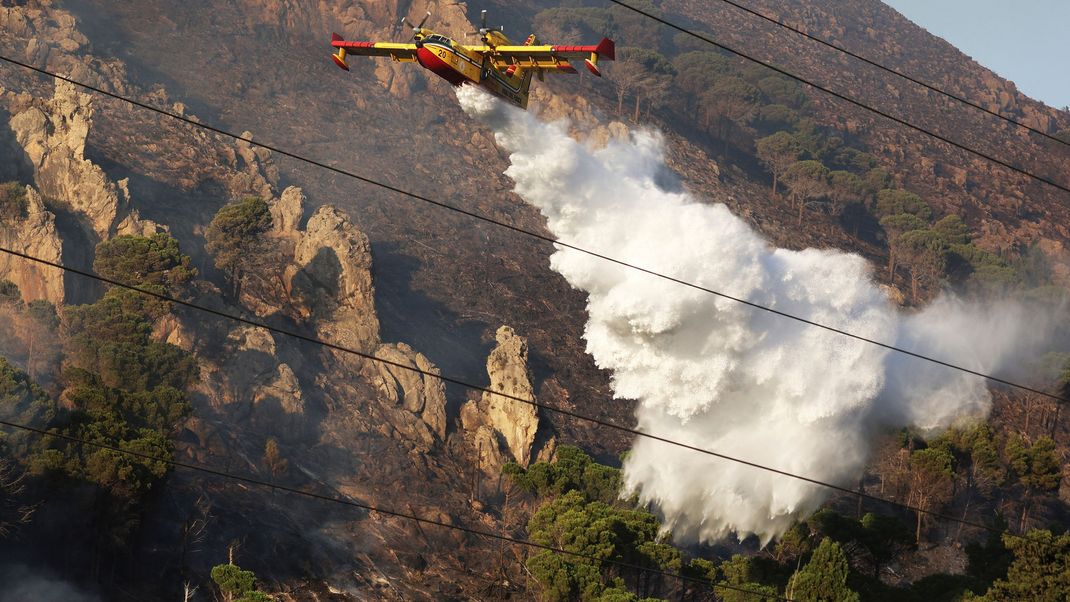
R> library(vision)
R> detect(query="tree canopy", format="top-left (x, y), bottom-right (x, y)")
top-left (212, 562), bottom-right (272, 602)
top-left (756, 132), bottom-right (802, 195)
top-left (0, 279), bottom-right (20, 306)
top-left (505, 447), bottom-right (677, 601)
top-left (525, 490), bottom-right (680, 601)
top-left (31, 280), bottom-right (196, 505)
top-left (94, 233), bottom-right (196, 291)
top-left (783, 160), bottom-right (830, 222)
top-left (978, 530), bottom-right (1070, 601)
top-left (206, 196), bottom-right (273, 280)
top-left (827, 170), bottom-right (864, 215)
top-left (875, 189), bottom-right (931, 220)
top-left (788, 538), bottom-right (859, 602)
top-left (504, 445), bottom-right (621, 503)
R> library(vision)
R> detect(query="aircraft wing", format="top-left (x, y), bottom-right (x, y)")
top-left (330, 33), bottom-right (418, 70)
top-left (488, 38), bottom-right (615, 76)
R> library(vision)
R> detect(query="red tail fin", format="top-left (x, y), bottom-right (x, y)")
top-left (595, 37), bottom-right (615, 60)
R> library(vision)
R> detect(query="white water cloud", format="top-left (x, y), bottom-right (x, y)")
top-left (457, 86), bottom-right (1052, 544)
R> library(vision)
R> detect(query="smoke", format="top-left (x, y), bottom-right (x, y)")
top-left (0, 565), bottom-right (100, 602)
top-left (455, 86), bottom-right (1055, 544)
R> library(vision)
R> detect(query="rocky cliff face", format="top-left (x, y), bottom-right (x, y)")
top-left (0, 185), bottom-right (63, 303)
top-left (1, 2), bottom-right (94, 86)
top-left (5, 80), bottom-right (159, 239)
top-left (483, 325), bottom-right (540, 466)
top-left (459, 325), bottom-right (546, 470)
top-left (225, 132), bottom-right (278, 201)
top-left (288, 201), bottom-right (449, 446)
top-left (365, 342), bottom-right (447, 442)
top-left (289, 204), bottom-right (380, 353)
top-left (231, 186), bottom-right (451, 447)
top-left (215, 325), bottom-right (308, 438)
top-left (0, 3), bottom-right (480, 596)
top-left (6, 0), bottom-right (1067, 597)
top-left (268, 184), bottom-right (304, 234)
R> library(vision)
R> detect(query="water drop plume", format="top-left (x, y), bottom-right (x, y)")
top-left (456, 85), bottom-right (1054, 544)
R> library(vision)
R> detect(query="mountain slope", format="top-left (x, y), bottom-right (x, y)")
top-left (0, 0), bottom-right (1067, 599)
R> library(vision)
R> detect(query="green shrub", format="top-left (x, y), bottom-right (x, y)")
top-left (0, 182), bottom-right (28, 223)
top-left (94, 233), bottom-right (195, 291)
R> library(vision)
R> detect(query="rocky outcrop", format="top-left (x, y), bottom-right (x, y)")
top-left (218, 325), bottom-right (307, 438)
top-left (0, 4), bottom-right (101, 87)
top-left (6, 80), bottom-right (160, 239)
top-left (253, 363), bottom-right (305, 415)
top-left (270, 185), bottom-right (304, 235)
top-left (0, 185), bottom-right (63, 304)
top-left (367, 342), bottom-right (447, 441)
top-left (288, 204), bottom-right (380, 353)
top-left (288, 204), bottom-right (448, 440)
top-left (460, 326), bottom-right (542, 470)
top-left (151, 311), bottom-right (197, 351)
top-left (220, 131), bottom-right (277, 201)
top-left (247, 200), bottom-right (449, 444)
top-left (483, 326), bottom-right (539, 467)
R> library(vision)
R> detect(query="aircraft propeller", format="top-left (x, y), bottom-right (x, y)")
top-left (465, 9), bottom-right (504, 43)
top-left (401, 11), bottom-right (432, 37)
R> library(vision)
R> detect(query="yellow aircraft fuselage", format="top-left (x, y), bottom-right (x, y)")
top-left (331, 26), bottom-right (614, 110)
top-left (415, 32), bottom-right (538, 108)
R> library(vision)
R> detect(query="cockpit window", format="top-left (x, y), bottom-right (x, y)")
top-left (424, 35), bottom-right (451, 46)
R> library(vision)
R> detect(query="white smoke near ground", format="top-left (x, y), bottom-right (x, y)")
top-left (455, 86), bottom-right (1055, 544)
top-left (0, 565), bottom-right (101, 602)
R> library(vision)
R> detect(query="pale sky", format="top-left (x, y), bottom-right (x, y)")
top-left (882, 0), bottom-right (1070, 109)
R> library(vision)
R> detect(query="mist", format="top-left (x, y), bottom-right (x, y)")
top-left (456, 86), bottom-right (1056, 544)
top-left (0, 565), bottom-right (101, 602)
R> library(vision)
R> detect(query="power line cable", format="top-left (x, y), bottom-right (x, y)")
top-left (1, 54), bottom-right (1064, 409)
top-left (0, 245), bottom-right (1059, 551)
top-left (0, 18), bottom-right (1061, 583)
top-left (709, 0), bottom-right (1070, 149)
top-left (0, 58), bottom-right (1066, 546)
top-left (0, 57), bottom-right (1064, 545)
top-left (602, 0), bottom-right (1070, 195)
top-left (0, 417), bottom-right (792, 601)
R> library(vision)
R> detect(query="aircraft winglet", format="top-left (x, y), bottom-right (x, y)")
top-left (330, 33), bottom-right (350, 70)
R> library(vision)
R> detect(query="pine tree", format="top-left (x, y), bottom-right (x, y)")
top-left (756, 132), bottom-right (802, 196)
top-left (93, 233), bottom-right (196, 291)
top-left (980, 530), bottom-right (1070, 601)
top-left (787, 538), bottom-right (859, 602)
top-left (205, 196), bottom-right (272, 292)
top-left (211, 561), bottom-right (273, 602)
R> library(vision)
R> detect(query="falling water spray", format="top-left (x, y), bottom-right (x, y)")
top-left (456, 86), bottom-right (1052, 544)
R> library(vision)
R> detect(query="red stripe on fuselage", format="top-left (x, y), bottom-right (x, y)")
top-left (551, 45), bottom-right (598, 54)
top-left (416, 47), bottom-right (467, 86)
top-left (333, 41), bottom-right (376, 49)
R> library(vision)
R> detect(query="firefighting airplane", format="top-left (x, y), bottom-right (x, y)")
top-left (330, 10), bottom-right (614, 109)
